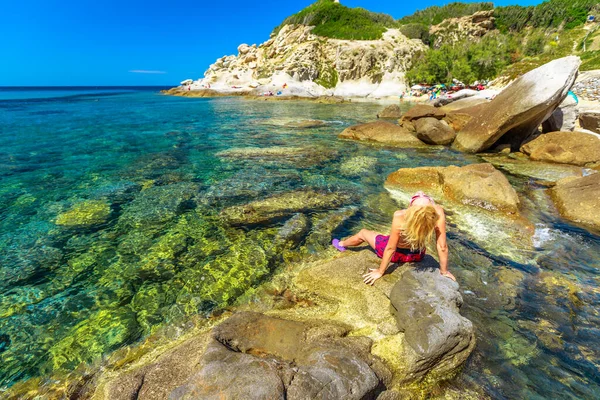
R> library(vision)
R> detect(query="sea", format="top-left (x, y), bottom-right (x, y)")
top-left (0, 86), bottom-right (599, 398)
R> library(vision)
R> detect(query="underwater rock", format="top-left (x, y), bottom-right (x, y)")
top-left (117, 183), bottom-right (199, 233)
top-left (340, 156), bottom-right (378, 177)
top-left (389, 255), bottom-right (475, 382)
top-left (386, 163), bottom-right (520, 212)
top-left (284, 119), bottom-right (328, 128)
top-left (90, 181), bottom-right (142, 204)
top-left (551, 173), bottom-right (600, 230)
top-left (413, 117), bottom-right (456, 145)
top-left (220, 190), bottom-right (351, 226)
top-left (55, 200), bottom-right (111, 227)
top-left (339, 121), bottom-right (426, 147)
top-left (520, 131), bottom-right (600, 167)
top-left (216, 146), bottom-right (338, 168)
top-left (377, 104), bottom-right (403, 119)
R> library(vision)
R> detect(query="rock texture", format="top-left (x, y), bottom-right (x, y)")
top-left (453, 56), bottom-right (581, 153)
top-left (414, 117), bottom-right (456, 145)
top-left (520, 131), bottom-right (600, 167)
top-left (579, 111), bottom-right (600, 134)
top-left (190, 25), bottom-right (426, 97)
top-left (390, 256), bottom-right (475, 381)
top-left (377, 104), bottom-right (403, 119)
top-left (551, 173), bottom-right (600, 230)
top-left (542, 95), bottom-right (578, 132)
top-left (386, 163), bottom-right (520, 212)
top-left (339, 121), bottom-right (426, 147)
top-left (430, 10), bottom-right (495, 49)
top-left (400, 104), bottom-right (445, 121)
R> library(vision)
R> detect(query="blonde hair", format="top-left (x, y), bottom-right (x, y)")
top-left (402, 205), bottom-right (439, 251)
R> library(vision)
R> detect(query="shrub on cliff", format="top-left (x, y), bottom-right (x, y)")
top-left (398, 2), bottom-right (494, 26)
top-left (272, 0), bottom-right (397, 40)
top-left (399, 23), bottom-right (431, 44)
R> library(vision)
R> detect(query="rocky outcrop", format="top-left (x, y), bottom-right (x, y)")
top-left (551, 173), bottom-right (600, 230)
top-left (339, 121), bottom-right (426, 147)
top-left (579, 111), bottom-right (600, 134)
top-left (414, 117), bottom-right (456, 145)
top-left (481, 154), bottom-right (585, 184)
top-left (430, 10), bottom-right (495, 49)
top-left (390, 256), bottom-right (475, 381)
top-left (520, 131), bottom-right (600, 167)
top-left (377, 104), bottom-right (403, 119)
top-left (192, 25), bottom-right (426, 97)
top-left (386, 163), bottom-right (520, 212)
top-left (542, 95), bottom-right (578, 132)
top-left (453, 56), bottom-right (581, 153)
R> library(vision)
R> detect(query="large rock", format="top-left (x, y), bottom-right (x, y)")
top-left (220, 190), bottom-right (351, 225)
top-left (400, 105), bottom-right (445, 121)
top-left (579, 111), bottom-right (600, 134)
top-left (551, 173), bottom-right (600, 230)
top-left (438, 95), bottom-right (490, 111)
top-left (542, 94), bottom-right (578, 132)
top-left (377, 104), bottom-right (403, 119)
top-left (453, 56), bottom-right (581, 153)
top-left (385, 163), bottom-right (520, 213)
top-left (339, 121), bottom-right (426, 147)
top-left (413, 117), bottom-right (456, 145)
top-left (520, 131), bottom-right (600, 167)
top-left (389, 256), bottom-right (475, 381)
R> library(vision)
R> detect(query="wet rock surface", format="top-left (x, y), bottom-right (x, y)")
top-left (551, 173), bottom-right (600, 230)
top-left (454, 56), bottom-right (581, 153)
top-left (390, 256), bottom-right (475, 382)
top-left (520, 131), bottom-right (600, 167)
top-left (339, 121), bottom-right (426, 147)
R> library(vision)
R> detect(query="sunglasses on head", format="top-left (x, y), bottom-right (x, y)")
top-left (410, 193), bottom-right (433, 206)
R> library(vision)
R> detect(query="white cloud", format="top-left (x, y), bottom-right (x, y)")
top-left (128, 70), bottom-right (167, 74)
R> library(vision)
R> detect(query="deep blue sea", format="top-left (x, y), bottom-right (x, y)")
top-left (0, 87), bottom-right (599, 398)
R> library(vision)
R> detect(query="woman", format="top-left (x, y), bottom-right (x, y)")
top-left (332, 191), bottom-right (455, 285)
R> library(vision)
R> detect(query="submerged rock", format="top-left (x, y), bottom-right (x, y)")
top-left (390, 256), bottom-right (475, 382)
top-left (216, 146), bottom-right (338, 167)
top-left (454, 56), bottom-right (581, 153)
top-left (414, 117), bottom-right (456, 145)
top-left (55, 200), bottom-right (111, 227)
top-left (220, 190), bottom-right (351, 225)
top-left (339, 121), bottom-right (426, 147)
top-left (520, 131), bottom-right (600, 167)
top-left (551, 173), bottom-right (600, 230)
top-left (340, 156), bottom-right (378, 176)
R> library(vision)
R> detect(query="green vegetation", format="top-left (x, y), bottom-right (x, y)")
top-left (399, 23), bottom-right (431, 44)
top-left (315, 63), bottom-right (339, 88)
top-left (495, 0), bottom-right (598, 32)
top-left (272, 0), bottom-right (398, 40)
top-left (398, 2), bottom-right (493, 26)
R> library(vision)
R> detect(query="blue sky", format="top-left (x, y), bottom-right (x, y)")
top-left (0, 0), bottom-right (543, 86)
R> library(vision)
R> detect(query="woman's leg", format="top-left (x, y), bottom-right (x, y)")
top-left (340, 229), bottom-right (379, 250)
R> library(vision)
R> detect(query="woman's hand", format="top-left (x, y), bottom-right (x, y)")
top-left (441, 270), bottom-right (456, 281)
top-left (363, 268), bottom-right (383, 285)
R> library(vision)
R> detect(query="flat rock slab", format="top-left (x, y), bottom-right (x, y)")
top-left (389, 256), bottom-right (475, 381)
top-left (385, 163), bottom-right (520, 212)
top-left (339, 121), bottom-right (426, 147)
top-left (521, 131), bottom-right (600, 167)
top-left (481, 154), bottom-right (585, 183)
top-left (454, 56), bottom-right (581, 153)
top-left (551, 173), bottom-right (600, 230)
top-left (221, 190), bottom-right (352, 225)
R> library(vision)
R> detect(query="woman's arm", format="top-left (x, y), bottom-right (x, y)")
top-left (363, 212), bottom-right (402, 285)
top-left (435, 207), bottom-right (455, 281)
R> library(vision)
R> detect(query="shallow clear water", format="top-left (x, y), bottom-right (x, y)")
top-left (0, 90), bottom-right (599, 398)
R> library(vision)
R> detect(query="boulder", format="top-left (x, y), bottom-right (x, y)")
top-left (386, 163), bottom-right (520, 213)
top-left (377, 104), bottom-right (403, 119)
top-left (579, 111), bottom-right (600, 134)
top-left (414, 118), bottom-right (456, 145)
top-left (542, 94), bottom-right (578, 132)
top-left (453, 56), bottom-right (581, 153)
top-left (520, 131), bottom-right (600, 167)
top-left (220, 190), bottom-right (351, 225)
top-left (339, 121), bottom-right (426, 147)
top-left (551, 173), bottom-right (600, 230)
top-left (400, 105), bottom-right (445, 121)
top-left (390, 256), bottom-right (475, 381)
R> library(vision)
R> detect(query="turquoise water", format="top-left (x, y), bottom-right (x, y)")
top-left (0, 89), bottom-right (599, 398)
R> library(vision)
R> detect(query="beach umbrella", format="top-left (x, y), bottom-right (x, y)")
top-left (411, 84), bottom-right (424, 90)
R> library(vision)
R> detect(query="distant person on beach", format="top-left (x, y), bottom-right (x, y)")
top-left (332, 191), bottom-right (454, 285)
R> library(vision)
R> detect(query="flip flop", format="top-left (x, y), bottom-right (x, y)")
top-left (331, 239), bottom-right (346, 252)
